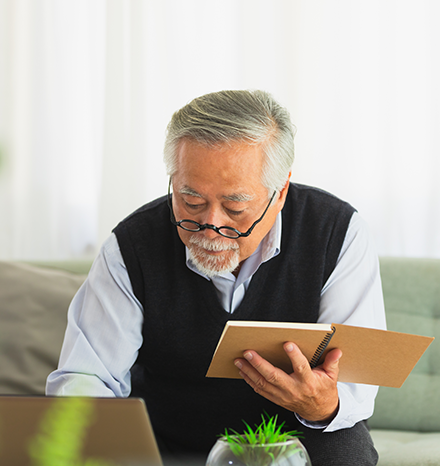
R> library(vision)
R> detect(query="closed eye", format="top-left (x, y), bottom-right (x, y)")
top-left (226, 208), bottom-right (245, 216)
top-left (185, 201), bottom-right (204, 210)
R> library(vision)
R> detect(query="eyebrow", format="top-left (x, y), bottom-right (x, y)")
top-left (222, 193), bottom-right (254, 202)
top-left (179, 186), bottom-right (254, 202)
top-left (179, 186), bottom-right (203, 197)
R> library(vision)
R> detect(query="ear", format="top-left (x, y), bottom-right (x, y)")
top-left (273, 172), bottom-right (291, 213)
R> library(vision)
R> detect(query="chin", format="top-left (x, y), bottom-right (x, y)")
top-left (188, 247), bottom-right (240, 278)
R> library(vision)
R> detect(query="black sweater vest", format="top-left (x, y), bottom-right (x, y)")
top-left (113, 183), bottom-right (355, 458)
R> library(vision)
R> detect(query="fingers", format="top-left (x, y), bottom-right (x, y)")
top-left (234, 352), bottom-right (287, 404)
top-left (283, 342), bottom-right (313, 380)
top-left (283, 343), bottom-right (342, 380)
top-left (322, 348), bottom-right (342, 377)
top-left (235, 350), bottom-right (285, 387)
top-left (234, 345), bottom-right (341, 421)
top-left (236, 344), bottom-right (342, 383)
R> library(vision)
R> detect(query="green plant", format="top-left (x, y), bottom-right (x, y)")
top-left (220, 413), bottom-right (304, 465)
top-left (28, 397), bottom-right (115, 466)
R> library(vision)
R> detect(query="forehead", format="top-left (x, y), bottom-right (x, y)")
top-left (174, 139), bottom-right (265, 193)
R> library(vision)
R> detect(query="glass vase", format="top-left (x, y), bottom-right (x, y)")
top-left (206, 437), bottom-right (312, 466)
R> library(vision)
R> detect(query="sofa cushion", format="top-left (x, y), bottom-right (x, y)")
top-left (369, 257), bottom-right (440, 431)
top-left (370, 429), bottom-right (440, 466)
top-left (0, 261), bottom-right (86, 395)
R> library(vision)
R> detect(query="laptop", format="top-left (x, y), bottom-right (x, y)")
top-left (0, 396), bottom-right (162, 466)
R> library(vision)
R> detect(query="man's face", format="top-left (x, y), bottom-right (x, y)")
top-left (171, 139), bottom-right (289, 277)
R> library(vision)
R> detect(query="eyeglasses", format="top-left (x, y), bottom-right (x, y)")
top-left (167, 178), bottom-right (276, 239)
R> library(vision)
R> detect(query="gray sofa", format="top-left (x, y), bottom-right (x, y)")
top-left (0, 257), bottom-right (439, 465)
top-left (368, 258), bottom-right (440, 465)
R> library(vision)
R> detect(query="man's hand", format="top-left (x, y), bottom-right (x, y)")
top-left (234, 342), bottom-right (342, 423)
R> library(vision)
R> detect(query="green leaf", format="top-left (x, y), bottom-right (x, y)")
top-left (220, 412), bottom-right (304, 448)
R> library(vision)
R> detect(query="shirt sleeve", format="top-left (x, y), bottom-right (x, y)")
top-left (45, 233), bottom-right (144, 397)
top-left (296, 211), bottom-right (387, 432)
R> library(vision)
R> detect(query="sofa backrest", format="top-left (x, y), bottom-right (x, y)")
top-left (369, 257), bottom-right (440, 432)
top-left (0, 261), bottom-right (89, 395)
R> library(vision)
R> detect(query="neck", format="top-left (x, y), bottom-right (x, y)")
top-left (232, 262), bottom-right (243, 278)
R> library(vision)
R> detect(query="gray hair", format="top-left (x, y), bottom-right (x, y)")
top-left (163, 90), bottom-right (296, 194)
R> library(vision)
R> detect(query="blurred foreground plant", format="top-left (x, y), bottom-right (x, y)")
top-left (28, 397), bottom-right (114, 466)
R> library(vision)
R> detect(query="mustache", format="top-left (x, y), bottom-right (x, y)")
top-left (188, 235), bottom-right (239, 252)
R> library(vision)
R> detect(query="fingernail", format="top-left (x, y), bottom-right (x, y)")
top-left (244, 351), bottom-right (253, 361)
top-left (234, 360), bottom-right (243, 369)
top-left (285, 343), bottom-right (294, 353)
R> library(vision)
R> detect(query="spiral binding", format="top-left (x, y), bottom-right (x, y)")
top-left (309, 326), bottom-right (336, 368)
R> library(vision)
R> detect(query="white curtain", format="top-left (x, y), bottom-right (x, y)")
top-left (0, 0), bottom-right (106, 259)
top-left (0, 0), bottom-right (439, 260)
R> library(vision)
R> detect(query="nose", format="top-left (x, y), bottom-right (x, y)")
top-left (199, 224), bottom-right (221, 239)
top-left (199, 208), bottom-right (227, 238)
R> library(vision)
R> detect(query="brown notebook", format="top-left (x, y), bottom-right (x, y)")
top-left (206, 321), bottom-right (434, 388)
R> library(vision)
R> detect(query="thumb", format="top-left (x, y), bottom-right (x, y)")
top-left (322, 348), bottom-right (342, 376)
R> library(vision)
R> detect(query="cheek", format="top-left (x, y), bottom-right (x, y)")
top-left (177, 228), bottom-right (192, 248)
top-left (236, 238), bottom-right (257, 262)
top-left (237, 225), bottom-right (272, 261)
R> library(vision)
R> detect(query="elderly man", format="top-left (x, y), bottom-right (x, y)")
top-left (47, 90), bottom-right (385, 465)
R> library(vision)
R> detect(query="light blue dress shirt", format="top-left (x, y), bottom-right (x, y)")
top-left (46, 211), bottom-right (387, 433)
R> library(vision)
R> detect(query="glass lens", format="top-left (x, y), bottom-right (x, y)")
top-left (179, 220), bottom-right (201, 232)
top-left (218, 227), bottom-right (240, 239)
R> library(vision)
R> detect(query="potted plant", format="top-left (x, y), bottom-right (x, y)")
top-left (206, 413), bottom-right (311, 466)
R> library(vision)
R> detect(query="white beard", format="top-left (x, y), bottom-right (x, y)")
top-left (187, 235), bottom-right (240, 278)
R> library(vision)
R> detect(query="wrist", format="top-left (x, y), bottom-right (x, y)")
top-left (298, 399), bottom-right (340, 425)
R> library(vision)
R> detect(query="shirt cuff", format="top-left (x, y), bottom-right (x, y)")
top-left (294, 401), bottom-right (340, 430)
top-left (295, 413), bottom-right (330, 430)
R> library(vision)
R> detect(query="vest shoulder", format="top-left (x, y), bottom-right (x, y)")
top-left (113, 195), bottom-right (168, 232)
top-left (287, 183), bottom-right (356, 213)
